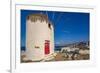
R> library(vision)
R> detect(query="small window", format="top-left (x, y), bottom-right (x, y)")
top-left (48, 23), bottom-right (51, 29)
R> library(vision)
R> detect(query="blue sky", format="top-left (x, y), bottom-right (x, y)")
top-left (21, 10), bottom-right (89, 47)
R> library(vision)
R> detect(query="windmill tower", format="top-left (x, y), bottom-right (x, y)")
top-left (26, 14), bottom-right (54, 61)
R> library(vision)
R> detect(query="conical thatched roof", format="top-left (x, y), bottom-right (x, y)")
top-left (27, 14), bottom-right (49, 22)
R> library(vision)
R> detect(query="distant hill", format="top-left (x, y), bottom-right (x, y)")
top-left (55, 41), bottom-right (89, 51)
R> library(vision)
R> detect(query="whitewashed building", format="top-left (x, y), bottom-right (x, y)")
top-left (79, 49), bottom-right (89, 55)
top-left (61, 47), bottom-right (79, 53)
top-left (26, 14), bottom-right (54, 61)
top-left (61, 47), bottom-right (70, 53)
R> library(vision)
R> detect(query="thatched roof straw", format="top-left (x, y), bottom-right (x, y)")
top-left (27, 14), bottom-right (49, 23)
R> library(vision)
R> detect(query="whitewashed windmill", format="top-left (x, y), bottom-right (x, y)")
top-left (26, 14), bottom-right (54, 61)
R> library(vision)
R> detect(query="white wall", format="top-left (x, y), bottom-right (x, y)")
top-left (26, 19), bottom-right (54, 61)
top-left (0, 0), bottom-right (100, 73)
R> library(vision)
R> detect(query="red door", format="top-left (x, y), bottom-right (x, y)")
top-left (45, 40), bottom-right (50, 54)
